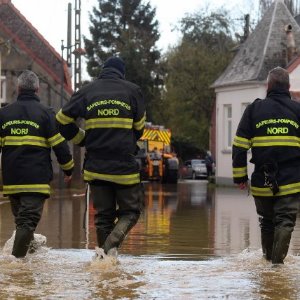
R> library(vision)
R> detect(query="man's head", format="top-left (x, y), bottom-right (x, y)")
top-left (17, 70), bottom-right (39, 93)
top-left (103, 56), bottom-right (125, 76)
top-left (267, 67), bottom-right (290, 91)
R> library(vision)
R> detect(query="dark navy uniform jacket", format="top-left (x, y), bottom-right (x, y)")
top-left (56, 67), bottom-right (146, 185)
top-left (0, 90), bottom-right (74, 196)
top-left (232, 88), bottom-right (300, 197)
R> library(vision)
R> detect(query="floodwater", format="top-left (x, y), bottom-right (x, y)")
top-left (1, 181), bottom-right (300, 299)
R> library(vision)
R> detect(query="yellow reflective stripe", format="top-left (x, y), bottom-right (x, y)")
top-left (85, 117), bottom-right (133, 130)
top-left (48, 133), bottom-right (65, 147)
top-left (56, 109), bottom-right (75, 125)
top-left (251, 182), bottom-right (300, 197)
top-left (133, 114), bottom-right (146, 130)
top-left (60, 159), bottom-right (74, 170)
top-left (2, 136), bottom-right (49, 147)
top-left (233, 166), bottom-right (247, 178)
top-left (233, 136), bottom-right (251, 149)
top-left (3, 184), bottom-right (51, 194)
top-left (252, 136), bottom-right (300, 147)
top-left (71, 128), bottom-right (85, 144)
top-left (84, 170), bottom-right (140, 185)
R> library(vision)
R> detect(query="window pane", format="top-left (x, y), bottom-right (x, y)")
top-left (0, 76), bottom-right (6, 103)
top-left (224, 105), bottom-right (232, 149)
top-left (227, 106), bottom-right (232, 118)
top-left (228, 120), bottom-right (232, 147)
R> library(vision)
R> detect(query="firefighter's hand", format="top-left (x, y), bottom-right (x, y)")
top-left (64, 175), bottom-right (72, 184)
top-left (238, 182), bottom-right (248, 190)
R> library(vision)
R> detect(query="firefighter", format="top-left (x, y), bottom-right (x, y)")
top-left (0, 70), bottom-right (73, 258)
top-left (56, 56), bottom-right (145, 257)
top-left (233, 67), bottom-right (300, 264)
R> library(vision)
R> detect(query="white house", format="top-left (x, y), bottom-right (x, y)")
top-left (212, 0), bottom-right (300, 185)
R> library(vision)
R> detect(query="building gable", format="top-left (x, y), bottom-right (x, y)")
top-left (213, 0), bottom-right (300, 88)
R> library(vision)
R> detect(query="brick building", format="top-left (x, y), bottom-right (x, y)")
top-left (0, 0), bottom-right (74, 181)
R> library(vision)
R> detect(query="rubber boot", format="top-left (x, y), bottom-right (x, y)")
top-left (96, 228), bottom-right (108, 249)
top-left (271, 228), bottom-right (291, 264)
top-left (12, 228), bottom-right (34, 258)
top-left (103, 214), bottom-right (139, 253)
top-left (261, 232), bottom-right (274, 261)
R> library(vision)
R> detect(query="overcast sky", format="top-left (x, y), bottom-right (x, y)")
top-left (11, 0), bottom-right (258, 52)
top-left (10, 0), bottom-right (258, 79)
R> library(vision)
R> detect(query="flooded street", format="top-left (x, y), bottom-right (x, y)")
top-left (1, 180), bottom-right (300, 299)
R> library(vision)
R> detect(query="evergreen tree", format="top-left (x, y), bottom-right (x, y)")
top-left (84, 0), bottom-right (160, 119)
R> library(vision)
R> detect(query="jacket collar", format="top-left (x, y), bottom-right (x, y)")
top-left (98, 67), bottom-right (125, 80)
top-left (266, 88), bottom-right (291, 100)
top-left (17, 90), bottom-right (40, 102)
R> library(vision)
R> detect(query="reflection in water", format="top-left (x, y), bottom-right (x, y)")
top-left (214, 186), bottom-right (260, 256)
top-left (1, 181), bottom-right (300, 298)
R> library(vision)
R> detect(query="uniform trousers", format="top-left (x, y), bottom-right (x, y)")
top-left (254, 195), bottom-right (300, 235)
top-left (9, 194), bottom-right (46, 231)
top-left (90, 181), bottom-right (144, 253)
top-left (254, 194), bottom-right (300, 263)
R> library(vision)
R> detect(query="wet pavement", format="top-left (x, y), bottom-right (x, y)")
top-left (1, 180), bottom-right (300, 299)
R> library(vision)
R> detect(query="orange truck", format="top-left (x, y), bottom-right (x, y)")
top-left (136, 123), bottom-right (178, 183)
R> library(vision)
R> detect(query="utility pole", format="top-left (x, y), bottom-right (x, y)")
top-left (73, 0), bottom-right (82, 181)
top-left (74, 0), bottom-right (82, 91)
top-left (243, 14), bottom-right (250, 42)
top-left (67, 2), bottom-right (72, 72)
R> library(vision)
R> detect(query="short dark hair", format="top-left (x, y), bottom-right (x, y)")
top-left (267, 67), bottom-right (289, 90)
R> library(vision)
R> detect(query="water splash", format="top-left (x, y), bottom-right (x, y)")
top-left (2, 231), bottom-right (47, 255)
top-left (0, 247), bottom-right (300, 299)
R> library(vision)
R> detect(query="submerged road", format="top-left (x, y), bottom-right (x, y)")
top-left (1, 180), bottom-right (300, 299)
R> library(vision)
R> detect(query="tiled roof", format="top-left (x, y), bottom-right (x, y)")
top-left (0, 0), bottom-right (72, 94)
top-left (213, 0), bottom-right (300, 88)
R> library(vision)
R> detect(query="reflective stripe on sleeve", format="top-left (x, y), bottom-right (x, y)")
top-left (85, 117), bottom-right (133, 130)
top-left (48, 133), bottom-right (65, 147)
top-left (71, 128), bottom-right (85, 144)
top-left (3, 184), bottom-right (51, 195)
top-left (233, 136), bottom-right (251, 149)
top-left (56, 109), bottom-right (75, 125)
top-left (2, 136), bottom-right (49, 147)
top-left (233, 166), bottom-right (247, 178)
top-left (60, 159), bottom-right (74, 170)
top-left (251, 136), bottom-right (300, 147)
top-left (83, 170), bottom-right (140, 185)
top-left (133, 114), bottom-right (146, 131)
top-left (251, 182), bottom-right (300, 197)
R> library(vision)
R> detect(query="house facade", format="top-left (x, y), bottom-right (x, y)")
top-left (0, 0), bottom-right (73, 180)
top-left (212, 0), bottom-right (300, 185)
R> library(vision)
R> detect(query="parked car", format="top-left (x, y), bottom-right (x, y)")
top-left (181, 159), bottom-right (208, 180)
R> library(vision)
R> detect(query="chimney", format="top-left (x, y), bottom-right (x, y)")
top-left (285, 24), bottom-right (297, 63)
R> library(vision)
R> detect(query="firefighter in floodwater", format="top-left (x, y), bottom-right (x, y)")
top-left (232, 67), bottom-right (300, 264)
top-left (0, 70), bottom-right (73, 258)
top-left (56, 56), bottom-right (145, 258)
